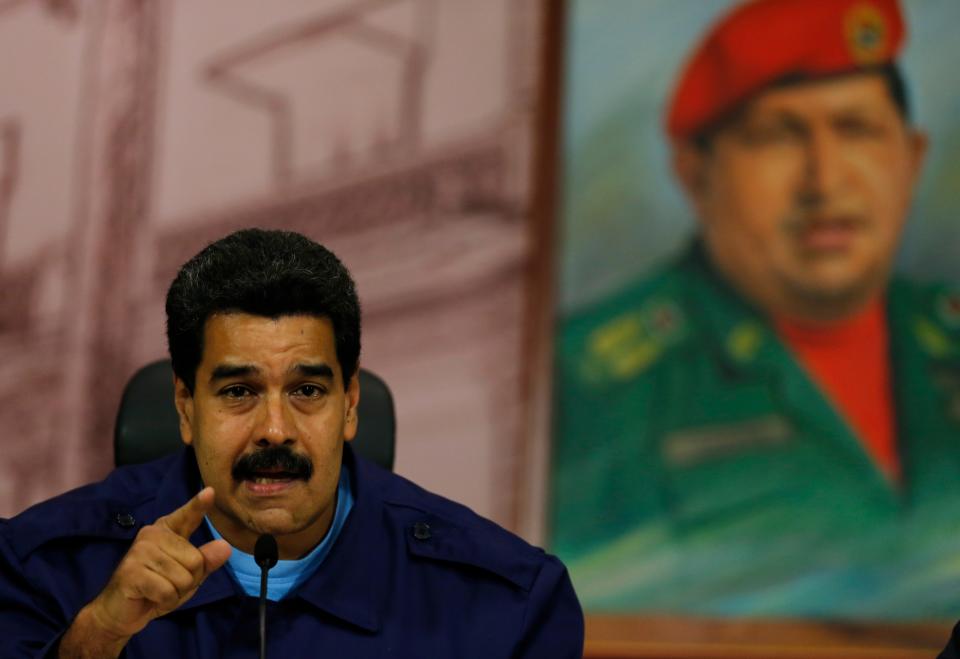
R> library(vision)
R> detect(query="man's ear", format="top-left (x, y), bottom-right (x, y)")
top-left (173, 376), bottom-right (195, 446)
top-left (671, 140), bottom-right (712, 217)
top-left (907, 128), bottom-right (929, 187)
top-left (343, 370), bottom-right (360, 443)
top-left (671, 140), bottom-right (707, 197)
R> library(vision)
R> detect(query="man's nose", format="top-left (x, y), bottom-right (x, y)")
top-left (255, 392), bottom-right (296, 447)
top-left (800, 126), bottom-right (846, 203)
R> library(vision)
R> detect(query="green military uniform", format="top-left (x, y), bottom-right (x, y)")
top-left (550, 242), bottom-right (960, 619)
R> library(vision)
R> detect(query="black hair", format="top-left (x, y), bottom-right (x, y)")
top-left (165, 228), bottom-right (361, 393)
top-left (692, 62), bottom-right (912, 150)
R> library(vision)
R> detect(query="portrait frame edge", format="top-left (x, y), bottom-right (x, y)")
top-left (520, 1), bottom-right (958, 657)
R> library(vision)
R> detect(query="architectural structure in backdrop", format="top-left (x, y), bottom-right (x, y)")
top-left (0, 0), bottom-right (546, 528)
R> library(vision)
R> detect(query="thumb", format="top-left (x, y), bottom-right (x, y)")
top-left (198, 539), bottom-right (232, 576)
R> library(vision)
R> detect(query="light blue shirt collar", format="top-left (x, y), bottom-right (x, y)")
top-left (204, 466), bottom-right (354, 601)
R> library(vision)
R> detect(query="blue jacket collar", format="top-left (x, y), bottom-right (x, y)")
top-left (151, 444), bottom-right (385, 632)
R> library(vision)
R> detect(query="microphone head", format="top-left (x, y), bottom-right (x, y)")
top-left (254, 533), bottom-right (278, 570)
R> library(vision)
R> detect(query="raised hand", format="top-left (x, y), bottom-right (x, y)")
top-left (59, 487), bottom-right (232, 658)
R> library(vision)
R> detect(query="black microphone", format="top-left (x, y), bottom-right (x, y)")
top-left (254, 534), bottom-right (278, 659)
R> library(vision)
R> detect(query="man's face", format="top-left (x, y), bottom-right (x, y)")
top-left (174, 312), bottom-right (358, 559)
top-left (676, 72), bottom-right (927, 321)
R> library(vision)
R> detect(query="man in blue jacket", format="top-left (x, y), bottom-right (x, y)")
top-left (0, 229), bottom-right (583, 658)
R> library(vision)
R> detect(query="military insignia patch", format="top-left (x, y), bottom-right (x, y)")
top-left (662, 415), bottom-right (792, 468)
top-left (588, 312), bottom-right (643, 358)
top-left (914, 317), bottom-right (954, 358)
top-left (583, 299), bottom-right (687, 382)
top-left (937, 291), bottom-right (960, 329)
top-left (647, 299), bottom-right (683, 341)
top-left (726, 321), bottom-right (763, 364)
top-left (844, 3), bottom-right (889, 64)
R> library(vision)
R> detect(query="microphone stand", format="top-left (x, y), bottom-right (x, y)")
top-left (254, 534), bottom-right (278, 659)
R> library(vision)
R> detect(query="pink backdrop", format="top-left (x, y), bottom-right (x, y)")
top-left (0, 0), bottom-right (550, 536)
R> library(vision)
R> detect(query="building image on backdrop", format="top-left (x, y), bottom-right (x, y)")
top-left (0, 0), bottom-right (549, 539)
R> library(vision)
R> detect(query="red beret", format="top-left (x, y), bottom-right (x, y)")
top-left (665, 0), bottom-right (905, 140)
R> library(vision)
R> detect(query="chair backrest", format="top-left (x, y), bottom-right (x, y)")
top-left (114, 359), bottom-right (395, 470)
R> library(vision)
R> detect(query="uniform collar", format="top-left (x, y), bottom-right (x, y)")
top-left (678, 239), bottom-right (905, 496)
top-left (288, 444), bottom-right (386, 632)
top-left (676, 241), bottom-right (776, 376)
top-left (149, 445), bottom-right (386, 631)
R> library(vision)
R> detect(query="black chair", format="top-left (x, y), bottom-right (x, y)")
top-left (114, 359), bottom-right (395, 470)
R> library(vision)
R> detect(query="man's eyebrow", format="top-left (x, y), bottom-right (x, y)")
top-left (830, 103), bottom-right (884, 119)
top-left (209, 364), bottom-right (259, 382)
top-left (294, 363), bottom-right (334, 379)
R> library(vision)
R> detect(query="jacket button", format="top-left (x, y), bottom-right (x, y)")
top-left (412, 521), bottom-right (431, 540)
top-left (115, 512), bottom-right (136, 529)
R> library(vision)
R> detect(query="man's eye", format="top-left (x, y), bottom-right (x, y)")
top-left (834, 116), bottom-right (884, 139)
top-left (221, 385), bottom-right (252, 399)
top-left (294, 384), bottom-right (325, 398)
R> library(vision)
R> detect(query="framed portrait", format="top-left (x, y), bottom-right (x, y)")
top-left (539, 0), bottom-right (960, 656)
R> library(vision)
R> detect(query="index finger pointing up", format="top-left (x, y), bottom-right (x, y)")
top-left (158, 486), bottom-right (216, 538)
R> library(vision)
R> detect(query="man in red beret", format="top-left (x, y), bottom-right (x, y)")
top-left (552, 0), bottom-right (960, 619)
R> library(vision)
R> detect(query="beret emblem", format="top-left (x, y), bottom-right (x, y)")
top-left (845, 3), bottom-right (889, 64)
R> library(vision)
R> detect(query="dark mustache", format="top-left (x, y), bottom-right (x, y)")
top-left (783, 203), bottom-right (866, 233)
top-left (231, 446), bottom-right (314, 481)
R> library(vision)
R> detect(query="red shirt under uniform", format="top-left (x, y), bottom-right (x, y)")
top-left (774, 298), bottom-right (899, 480)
